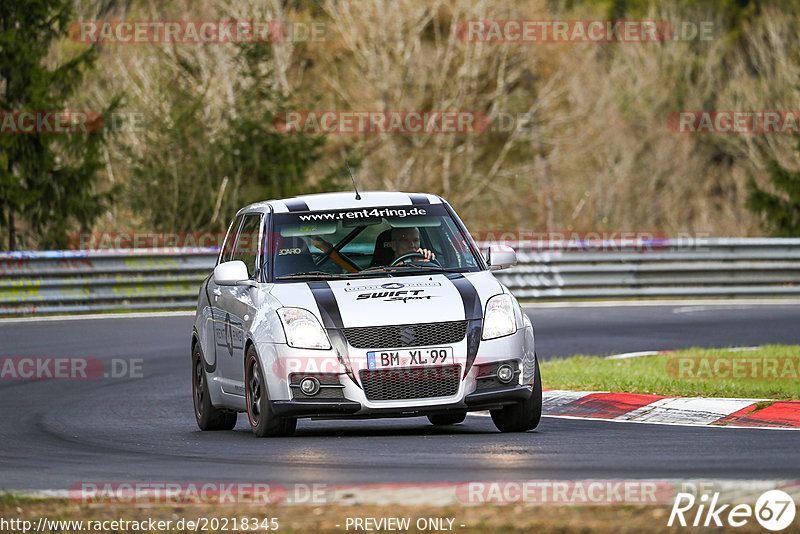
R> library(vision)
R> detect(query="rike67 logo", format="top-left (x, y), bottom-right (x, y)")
top-left (669, 489), bottom-right (796, 531)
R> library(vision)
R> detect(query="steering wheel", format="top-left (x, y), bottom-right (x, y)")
top-left (390, 252), bottom-right (441, 266)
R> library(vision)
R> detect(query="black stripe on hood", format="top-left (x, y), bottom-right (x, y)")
top-left (306, 281), bottom-right (343, 328)
top-left (307, 281), bottom-right (356, 384)
top-left (446, 273), bottom-right (483, 375)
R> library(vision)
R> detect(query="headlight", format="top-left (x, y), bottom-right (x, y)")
top-left (482, 294), bottom-right (516, 340)
top-left (277, 308), bottom-right (331, 350)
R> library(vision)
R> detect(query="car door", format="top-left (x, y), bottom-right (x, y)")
top-left (205, 213), bottom-right (242, 381)
top-left (215, 212), bottom-right (264, 395)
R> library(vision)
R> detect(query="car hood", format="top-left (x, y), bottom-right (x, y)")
top-left (268, 272), bottom-right (504, 328)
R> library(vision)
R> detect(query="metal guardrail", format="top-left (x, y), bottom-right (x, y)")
top-left (501, 238), bottom-right (800, 299)
top-left (0, 248), bottom-right (218, 315)
top-left (0, 238), bottom-right (799, 316)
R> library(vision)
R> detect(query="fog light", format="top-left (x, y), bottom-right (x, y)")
top-left (299, 377), bottom-right (320, 396)
top-left (497, 364), bottom-right (514, 384)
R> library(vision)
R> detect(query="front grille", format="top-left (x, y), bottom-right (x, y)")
top-left (342, 321), bottom-right (468, 349)
top-left (360, 365), bottom-right (461, 401)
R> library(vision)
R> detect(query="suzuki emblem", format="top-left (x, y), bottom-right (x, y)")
top-left (399, 327), bottom-right (416, 345)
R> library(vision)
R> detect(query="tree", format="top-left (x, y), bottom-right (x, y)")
top-left (0, 0), bottom-right (116, 250)
top-left (222, 43), bottom-right (331, 204)
top-left (746, 148), bottom-right (800, 237)
top-left (125, 41), bottom-right (333, 234)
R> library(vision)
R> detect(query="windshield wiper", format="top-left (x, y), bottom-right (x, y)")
top-left (359, 264), bottom-right (463, 274)
top-left (275, 271), bottom-right (351, 280)
top-left (395, 264), bottom-right (464, 273)
top-left (358, 266), bottom-right (396, 273)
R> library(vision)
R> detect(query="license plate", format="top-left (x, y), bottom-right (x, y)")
top-left (366, 347), bottom-right (453, 369)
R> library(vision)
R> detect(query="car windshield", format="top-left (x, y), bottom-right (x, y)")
top-left (269, 204), bottom-right (482, 279)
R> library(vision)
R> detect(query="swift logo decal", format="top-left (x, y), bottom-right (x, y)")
top-left (355, 289), bottom-right (436, 303)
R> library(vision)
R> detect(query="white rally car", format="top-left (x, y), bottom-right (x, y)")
top-left (191, 192), bottom-right (541, 436)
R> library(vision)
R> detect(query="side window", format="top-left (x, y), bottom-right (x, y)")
top-left (219, 214), bottom-right (243, 264)
top-left (232, 213), bottom-right (263, 278)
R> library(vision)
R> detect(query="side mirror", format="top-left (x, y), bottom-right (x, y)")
top-left (485, 245), bottom-right (517, 271)
top-left (213, 260), bottom-right (255, 286)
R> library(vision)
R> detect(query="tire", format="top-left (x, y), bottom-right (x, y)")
top-left (427, 412), bottom-right (467, 426)
top-left (193, 344), bottom-right (237, 431)
top-left (490, 357), bottom-right (543, 433)
top-left (245, 346), bottom-right (297, 437)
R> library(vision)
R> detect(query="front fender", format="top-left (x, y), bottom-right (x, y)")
top-left (252, 342), bottom-right (290, 401)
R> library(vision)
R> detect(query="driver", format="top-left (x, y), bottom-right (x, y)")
top-left (390, 227), bottom-right (436, 262)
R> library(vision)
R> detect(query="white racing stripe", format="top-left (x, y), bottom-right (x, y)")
top-left (617, 397), bottom-right (767, 425)
top-left (604, 346), bottom-right (761, 359)
top-left (540, 414), bottom-right (800, 431)
top-left (539, 389), bottom-right (598, 409)
top-left (532, 391), bottom-right (798, 430)
top-left (605, 350), bottom-right (664, 360)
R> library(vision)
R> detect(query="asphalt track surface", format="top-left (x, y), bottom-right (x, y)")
top-left (1, 302), bottom-right (799, 490)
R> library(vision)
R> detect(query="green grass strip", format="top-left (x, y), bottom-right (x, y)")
top-left (540, 345), bottom-right (800, 400)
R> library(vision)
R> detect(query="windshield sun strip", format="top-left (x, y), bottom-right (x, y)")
top-left (267, 204), bottom-right (484, 280)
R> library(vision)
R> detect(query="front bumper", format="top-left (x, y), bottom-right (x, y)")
top-left (270, 384), bottom-right (531, 419)
top-left (259, 324), bottom-right (536, 418)
top-left (271, 399), bottom-right (362, 417)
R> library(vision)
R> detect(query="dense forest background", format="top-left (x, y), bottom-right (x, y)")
top-left (2, 0), bottom-right (799, 250)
